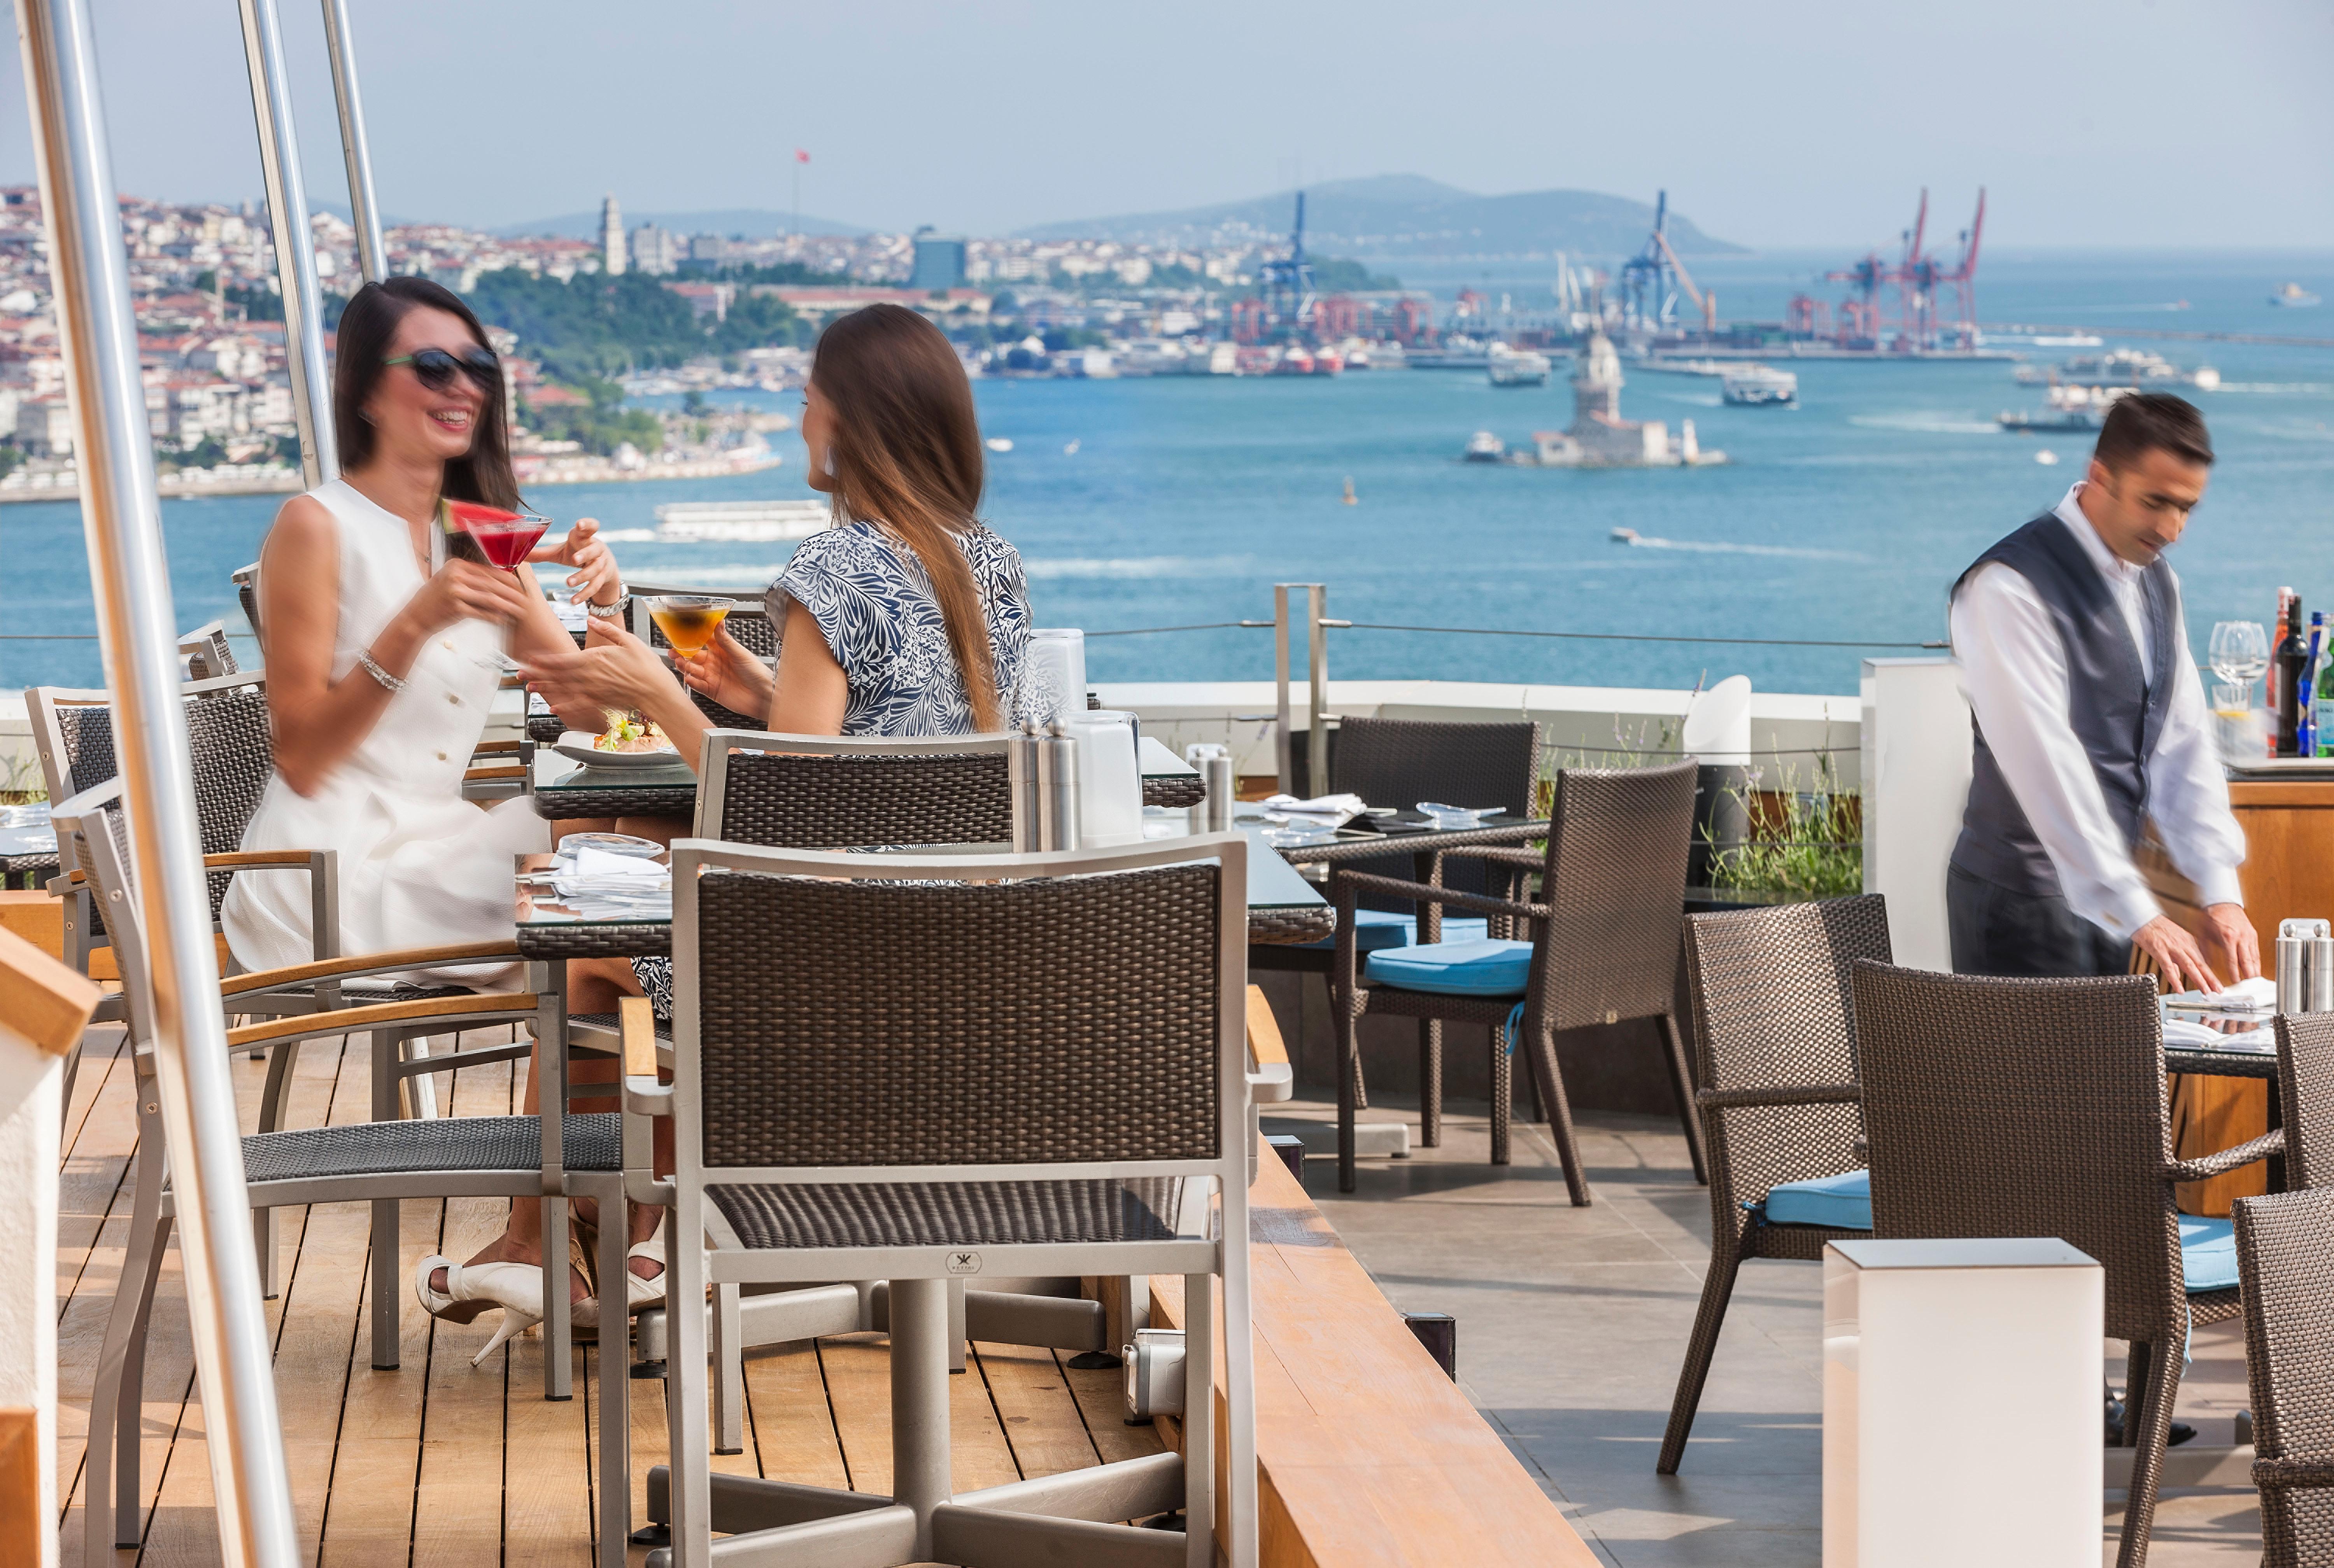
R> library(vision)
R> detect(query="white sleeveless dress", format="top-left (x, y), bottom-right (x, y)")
top-left (221, 479), bottom-right (550, 987)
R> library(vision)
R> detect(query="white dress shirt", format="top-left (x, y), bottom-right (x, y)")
top-left (1949, 483), bottom-right (2245, 939)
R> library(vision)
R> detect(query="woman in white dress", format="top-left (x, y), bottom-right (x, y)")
top-left (223, 276), bottom-right (626, 1346)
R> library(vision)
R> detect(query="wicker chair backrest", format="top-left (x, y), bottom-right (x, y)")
top-left (182, 679), bottom-right (276, 920)
top-left (690, 862), bottom-right (1222, 1168)
top-left (2276, 1013), bottom-right (2334, 1192)
top-left (1534, 761), bottom-right (1698, 1032)
top-left (51, 701), bottom-right (118, 800)
top-left (1850, 961), bottom-right (2180, 1341)
top-left (1684, 894), bottom-right (1890, 1208)
top-left (1331, 717), bottom-right (1539, 818)
top-left (709, 750), bottom-right (1013, 848)
top-left (2233, 1187), bottom-right (2334, 1566)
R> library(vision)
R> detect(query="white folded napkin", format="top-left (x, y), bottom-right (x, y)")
top-left (2162, 1015), bottom-right (2275, 1052)
top-left (1258, 792), bottom-right (1366, 826)
top-left (552, 844), bottom-right (671, 905)
top-left (2161, 975), bottom-right (2278, 1013)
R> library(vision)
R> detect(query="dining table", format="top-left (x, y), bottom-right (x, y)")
top-left (513, 817), bottom-right (1332, 966)
top-left (526, 732), bottom-right (1209, 822)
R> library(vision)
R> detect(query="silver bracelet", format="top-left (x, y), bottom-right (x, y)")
top-left (585, 586), bottom-right (629, 620)
top-left (356, 650), bottom-right (406, 692)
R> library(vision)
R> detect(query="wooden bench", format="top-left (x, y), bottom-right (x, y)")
top-left (1141, 989), bottom-right (1595, 1566)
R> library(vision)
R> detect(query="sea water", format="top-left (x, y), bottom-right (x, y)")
top-left (4, 250), bottom-right (2328, 698)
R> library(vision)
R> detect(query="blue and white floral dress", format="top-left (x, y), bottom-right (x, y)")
top-left (631, 518), bottom-right (1032, 1016)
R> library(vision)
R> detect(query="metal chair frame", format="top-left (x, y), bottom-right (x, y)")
top-left (58, 779), bottom-right (632, 1564)
top-left (627, 833), bottom-right (1258, 1567)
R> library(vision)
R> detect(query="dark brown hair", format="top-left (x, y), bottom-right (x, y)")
top-left (813, 303), bottom-right (999, 729)
top-left (2094, 390), bottom-right (2214, 472)
top-left (331, 276), bottom-right (519, 509)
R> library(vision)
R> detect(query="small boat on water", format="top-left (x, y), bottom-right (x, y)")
top-left (1721, 366), bottom-right (1798, 406)
top-left (1610, 527), bottom-right (1638, 544)
top-left (1462, 430), bottom-right (1507, 463)
top-left (2271, 282), bottom-right (2322, 308)
top-left (1486, 343), bottom-right (1551, 388)
top-left (985, 437), bottom-right (1014, 453)
top-left (2014, 348), bottom-right (2219, 390)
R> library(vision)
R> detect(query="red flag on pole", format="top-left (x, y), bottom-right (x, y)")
top-left (795, 149), bottom-right (811, 164)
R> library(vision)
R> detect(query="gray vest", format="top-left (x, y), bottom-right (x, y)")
top-left (1950, 513), bottom-right (2179, 900)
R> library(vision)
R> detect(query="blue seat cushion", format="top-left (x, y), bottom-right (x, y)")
top-left (1300, 910), bottom-right (1489, 952)
top-left (2179, 1215), bottom-right (2236, 1293)
top-left (1756, 1168), bottom-right (1873, 1229)
top-left (1754, 1174), bottom-right (2238, 1292)
top-left (1364, 938), bottom-right (1533, 997)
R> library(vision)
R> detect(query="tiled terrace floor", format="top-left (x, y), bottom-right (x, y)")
top-left (1266, 1094), bottom-right (2263, 1567)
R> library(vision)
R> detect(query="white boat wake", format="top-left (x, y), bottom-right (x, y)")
top-left (1617, 533), bottom-right (1864, 562)
top-left (1023, 555), bottom-right (1255, 580)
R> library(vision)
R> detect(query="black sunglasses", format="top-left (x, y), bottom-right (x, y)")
top-left (383, 344), bottom-right (501, 392)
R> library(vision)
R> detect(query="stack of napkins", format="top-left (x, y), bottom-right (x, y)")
top-left (1256, 793), bottom-right (1366, 829)
top-left (552, 845), bottom-right (670, 915)
top-left (2161, 975), bottom-right (2278, 1013)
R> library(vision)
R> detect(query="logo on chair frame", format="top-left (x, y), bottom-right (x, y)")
top-left (946, 1251), bottom-right (981, 1276)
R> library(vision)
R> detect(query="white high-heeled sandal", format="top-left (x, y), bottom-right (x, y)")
top-left (619, 1239), bottom-right (667, 1312)
top-left (413, 1256), bottom-right (595, 1364)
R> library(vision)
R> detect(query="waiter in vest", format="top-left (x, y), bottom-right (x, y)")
top-left (1949, 392), bottom-right (2258, 994)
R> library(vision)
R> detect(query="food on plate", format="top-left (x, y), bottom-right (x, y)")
top-left (593, 715), bottom-right (673, 754)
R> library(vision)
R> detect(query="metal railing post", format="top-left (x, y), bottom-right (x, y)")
top-left (12, 0), bottom-right (300, 1561)
top-left (319, 0), bottom-right (385, 284)
top-left (1273, 584), bottom-right (1293, 794)
top-left (238, 0), bottom-right (336, 486)
top-left (1306, 584), bottom-right (1329, 798)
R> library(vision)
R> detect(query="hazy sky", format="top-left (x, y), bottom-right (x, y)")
top-left (0, 0), bottom-right (2327, 251)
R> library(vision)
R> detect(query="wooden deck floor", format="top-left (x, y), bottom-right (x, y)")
top-left (54, 1022), bottom-right (1160, 1565)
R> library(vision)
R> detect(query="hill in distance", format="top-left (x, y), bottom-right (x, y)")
top-left (498, 207), bottom-right (869, 241)
top-left (1017, 174), bottom-right (1742, 260)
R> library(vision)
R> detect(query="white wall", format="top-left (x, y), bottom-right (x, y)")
top-left (1860, 659), bottom-right (1974, 971)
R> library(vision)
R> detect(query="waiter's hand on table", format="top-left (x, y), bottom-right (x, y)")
top-left (2201, 902), bottom-right (2262, 982)
top-left (2132, 914), bottom-right (2229, 994)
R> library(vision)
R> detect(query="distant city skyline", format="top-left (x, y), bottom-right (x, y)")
top-left (0, 0), bottom-right (2324, 252)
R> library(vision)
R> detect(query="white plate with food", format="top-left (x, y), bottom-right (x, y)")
top-left (553, 718), bottom-right (684, 770)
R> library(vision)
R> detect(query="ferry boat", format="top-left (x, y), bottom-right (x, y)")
top-left (2013, 348), bottom-right (2220, 390)
top-left (1720, 366), bottom-right (1798, 406)
top-left (2271, 282), bottom-right (2322, 308)
top-left (652, 498), bottom-right (831, 542)
top-left (1486, 343), bottom-right (1552, 388)
top-left (1462, 430), bottom-right (1508, 462)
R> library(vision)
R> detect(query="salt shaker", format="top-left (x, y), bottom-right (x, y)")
top-left (2277, 917), bottom-right (2330, 1013)
top-left (1185, 742), bottom-right (1234, 833)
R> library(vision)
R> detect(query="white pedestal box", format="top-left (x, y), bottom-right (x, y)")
top-left (1823, 1239), bottom-right (2102, 1568)
top-left (1859, 657), bottom-right (1972, 972)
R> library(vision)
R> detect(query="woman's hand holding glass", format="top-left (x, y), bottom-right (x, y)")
top-left (670, 626), bottom-right (774, 721)
top-left (527, 516), bottom-right (622, 606)
top-left (521, 617), bottom-right (682, 723)
top-left (401, 556), bottom-right (538, 641)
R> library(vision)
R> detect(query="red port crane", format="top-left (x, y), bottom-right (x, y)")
top-left (1810, 188), bottom-right (1985, 352)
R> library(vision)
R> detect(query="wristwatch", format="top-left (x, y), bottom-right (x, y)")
top-left (585, 585), bottom-right (628, 620)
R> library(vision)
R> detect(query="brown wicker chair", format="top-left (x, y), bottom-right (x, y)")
top-left (1850, 961), bottom-right (2283, 1568)
top-left (1251, 714), bottom-right (1539, 1150)
top-left (1331, 760), bottom-right (1703, 1200)
top-left (1656, 893), bottom-right (1890, 1475)
top-left (2276, 1013), bottom-right (2334, 1191)
top-left (2232, 1186), bottom-right (2334, 1567)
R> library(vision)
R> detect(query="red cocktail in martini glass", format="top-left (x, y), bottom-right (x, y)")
top-left (440, 500), bottom-right (553, 667)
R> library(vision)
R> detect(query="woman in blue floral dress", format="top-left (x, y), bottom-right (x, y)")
top-left (514, 302), bottom-right (1032, 1314)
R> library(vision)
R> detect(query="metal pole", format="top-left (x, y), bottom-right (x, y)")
top-left (12, 1), bottom-right (299, 1562)
top-left (1306, 585), bottom-right (1329, 798)
top-left (237, 0), bottom-right (336, 486)
top-left (318, 0), bottom-right (385, 284)
top-left (1272, 584), bottom-right (1293, 795)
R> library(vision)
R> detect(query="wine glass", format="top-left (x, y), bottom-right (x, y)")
top-left (2211, 621), bottom-right (2269, 701)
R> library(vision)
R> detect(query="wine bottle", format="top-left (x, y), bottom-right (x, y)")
top-left (2271, 588), bottom-right (2294, 736)
top-left (2277, 596), bottom-right (2308, 757)
top-left (2303, 612), bottom-right (2327, 759)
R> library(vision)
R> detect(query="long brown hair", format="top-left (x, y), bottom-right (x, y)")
top-left (332, 277), bottom-right (520, 510)
top-left (813, 304), bottom-right (999, 730)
